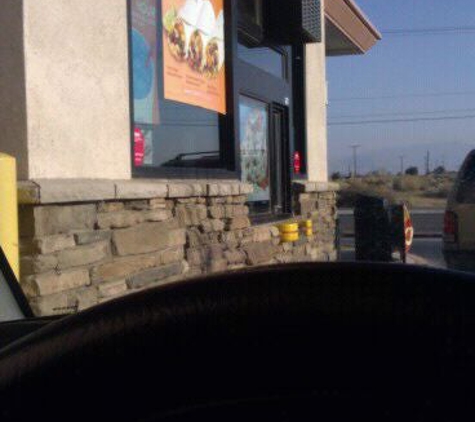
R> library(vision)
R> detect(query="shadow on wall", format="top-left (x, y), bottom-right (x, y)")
top-left (0, 0), bottom-right (28, 179)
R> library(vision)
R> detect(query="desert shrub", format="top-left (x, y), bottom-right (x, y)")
top-left (337, 182), bottom-right (396, 208)
top-left (364, 175), bottom-right (391, 187)
top-left (393, 176), bottom-right (429, 192)
top-left (405, 166), bottom-right (419, 176)
top-left (345, 179), bottom-right (366, 191)
top-left (423, 181), bottom-right (453, 198)
top-left (331, 172), bottom-right (342, 181)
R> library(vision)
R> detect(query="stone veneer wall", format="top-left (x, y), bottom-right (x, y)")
top-left (18, 180), bottom-right (338, 316)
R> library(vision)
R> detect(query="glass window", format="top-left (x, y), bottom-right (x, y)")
top-left (457, 153), bottom-right (475, 203)
top-left (238, 42), bottom-right (286, 79)
top-left (239, 96), bottom-right (270, 214)
top-left (130, 0), bottom-right (227, 172)
top-left (238, 0), bottom-right (263, 27)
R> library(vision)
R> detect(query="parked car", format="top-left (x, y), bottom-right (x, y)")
top-left (443, 150), bottom-right (475, 271)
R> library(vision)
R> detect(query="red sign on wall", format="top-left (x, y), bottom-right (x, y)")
top-left (134, 127), bottom-right (145, 167)
top-left (293, 151), bottom-right (301, 175)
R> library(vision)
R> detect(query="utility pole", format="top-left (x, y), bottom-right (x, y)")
top-left (349, 145), bottom-right (361, 178)
top-left (399, 155), bottom-right (405, 175)
top-left (425, 151), bottom-right (431, 175)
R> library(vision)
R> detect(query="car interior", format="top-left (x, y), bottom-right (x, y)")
top-left (1, 243), bottom-right (475, 421)
top-left (0, 1), bottom-right (473, 419)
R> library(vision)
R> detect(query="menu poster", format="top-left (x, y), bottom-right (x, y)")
top-left (162, 0), bottom-right (226, 114)
top-left (131, 0), bottom-right (160, 124)
top-left (239, 97), bottom-right (270, 203)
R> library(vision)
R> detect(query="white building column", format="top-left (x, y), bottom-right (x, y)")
top-left (0, 0), bottom-right (132, 180)
top-left (304, 1), bottom-right (328, 183)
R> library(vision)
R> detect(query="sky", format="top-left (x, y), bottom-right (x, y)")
top-left (327, 0), bottom-right (475, 175)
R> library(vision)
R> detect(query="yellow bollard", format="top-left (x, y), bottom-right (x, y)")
top-left (280, 222), bottom-right (299, 243)
top-left (0, 154), bottom-right (19, 279)
top-left (300, 219), bottom-right (313, 237)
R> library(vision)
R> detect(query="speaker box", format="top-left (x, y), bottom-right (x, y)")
top-left (266, 0), bottom-right (322, 44)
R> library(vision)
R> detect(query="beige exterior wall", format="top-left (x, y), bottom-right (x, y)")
top-left (0, 0), bottom-right (29, 179)
top-left (1, 0), bottom-right (331, 182)
top-left (24, 0), bottom-right (132, 180)
top-left (0, 0), bottom-right (132, 180)
top-left (305, 2), bottom-right (328, 183)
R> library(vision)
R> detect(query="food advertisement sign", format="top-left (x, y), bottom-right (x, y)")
top-left (131, 0), bottom-right (160, 125)
top-left (162, 0), bottom-right (226, 114)
top-left (239, 97), bottom-right (270, 203)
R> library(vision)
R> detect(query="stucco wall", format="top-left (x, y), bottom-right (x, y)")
top-left (23, 0), bottom-right (131, 179)
top-left (305, 1), bottom-right (329, 183)
top-left (1, 0), bottom-right (328, 181)
top-left (0, 0), bottom-right (29, 179)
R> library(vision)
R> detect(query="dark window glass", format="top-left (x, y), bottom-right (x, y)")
top-left (291, 44), bottom-right (307, 175)
top-left (130, 0), bottom-right (224, 172)
top-left (238, 0), bottom-right (263, 26)
top-left (461, 154), bottom-right (475, 182)
top-left (457, 153), bottom-right (475, 203)
top-left (238, 42), bottom-right (285, 79)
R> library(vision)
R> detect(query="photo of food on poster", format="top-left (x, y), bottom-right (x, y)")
top-left (162, 0), bottom-right (226, 114)
top-left (131, 0), bottom-right (160, 125)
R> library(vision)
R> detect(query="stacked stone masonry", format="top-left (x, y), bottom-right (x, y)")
top-left (18, 181), bottom-right (338, 316)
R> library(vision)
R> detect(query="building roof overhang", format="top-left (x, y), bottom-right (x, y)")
top-left (324, 0), bottom-right (381, 56)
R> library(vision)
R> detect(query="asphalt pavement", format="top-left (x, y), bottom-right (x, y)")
top-left (339, 237), bottom-right (446, 269)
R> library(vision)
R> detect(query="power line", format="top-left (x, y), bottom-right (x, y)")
top-left (328, 114), bottom-right (475, 127)
top-left (330, 107), bottom-right (475, 120)
top-left (330, 91), bottom-right (475, 102)
top-left (383, 25), bottom-right (475, 36)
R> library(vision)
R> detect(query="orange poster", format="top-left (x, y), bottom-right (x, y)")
top-left (162, 0), bottom-right (226, 114)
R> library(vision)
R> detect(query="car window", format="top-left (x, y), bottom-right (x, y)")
top-left (329, 0), bottom-right (475, 273)
top-left (3, 0), bottom-right (475, 323)
top-left (455, 153), bottom-right (475, 203)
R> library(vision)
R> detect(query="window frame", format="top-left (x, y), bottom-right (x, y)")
top-left (237, 38), bottom-right (290, 82)
top-left (237, 0), bottom-right (264, 45)
top-left (128, 0), bottom-right (238, 179)
top-left (291, 43), bottom-right (308, 178)
top-left (127, 0), bottom-right (307, 190)
top-left (234, 1), bottom-right (295, 220)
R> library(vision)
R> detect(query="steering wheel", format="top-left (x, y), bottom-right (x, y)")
top-left (1, 262), bottom-right (475, 421)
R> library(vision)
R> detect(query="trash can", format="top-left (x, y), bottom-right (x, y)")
top-left (354, 194), bottom-right (393, 262)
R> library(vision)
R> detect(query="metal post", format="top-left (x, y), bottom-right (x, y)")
top-left (350, 145), bottom-right (360, 178)
top-left (399, 155), bottom-right (405, 175)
